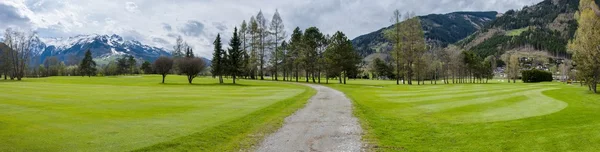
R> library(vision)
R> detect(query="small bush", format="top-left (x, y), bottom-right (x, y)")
top-left (521, 69), bottom-right (553, 83)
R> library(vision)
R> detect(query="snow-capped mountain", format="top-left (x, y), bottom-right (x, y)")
top-left (31, 34), bottom-right (172, 66)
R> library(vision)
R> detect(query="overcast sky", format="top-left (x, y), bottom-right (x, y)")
top-left (0, 0), bottom-right (543, 58)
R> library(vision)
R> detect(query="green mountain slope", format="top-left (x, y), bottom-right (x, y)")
top-left (351, 11), bottom-right (498, 57)
top-left (458, 0), bottom-right (579, 58)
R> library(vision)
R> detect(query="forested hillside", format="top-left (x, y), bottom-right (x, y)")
top-left (352, 11), bottom-right (497, 57)
top-left (457, 0), bottom-right (579, 58)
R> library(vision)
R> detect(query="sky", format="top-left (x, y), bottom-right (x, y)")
top-left (0, 0), bottom-right (543, 58)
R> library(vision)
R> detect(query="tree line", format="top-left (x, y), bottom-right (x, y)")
top-left (371, 10), bottom-right (496, 85)
top-left (0, 28), bottom-right (208, 84)
top-left (209, 10), bottom-right (362, 85)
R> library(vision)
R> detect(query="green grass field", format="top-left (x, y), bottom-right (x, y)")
top-left (327, 80), bottom-right (600, 151)
top-left (0, 76), bottom-right (315, 151)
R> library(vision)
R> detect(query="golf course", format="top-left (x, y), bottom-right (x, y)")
top-left (1, 0), bottom-right (600, 151)
top-left (0, 76), bottom-right (315, 151)
top-left (1, 76), bottom-right (599, 151)
top-left (328, 80), bottom-right (600, 151)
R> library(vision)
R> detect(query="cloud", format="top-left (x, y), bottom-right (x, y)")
top-left (122, 30), bottom-right (144, 41)
top-left (0, 2), bottom-right (32, 29)
top-left (0, 0), bottom-right (544, 58)
top-left (125, 2), bottom-right (139, 13)
top-left (213, 22), bottom-right (227, 31)
top-left (162, 23), bottom-right (172, 31)
top-left (179, 20), bottom-right (205, 37)
top-left (152, 37), bottom-right (169, 45)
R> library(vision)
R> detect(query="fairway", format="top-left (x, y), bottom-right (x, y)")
top-left (328, 80), bottom-right (600, 151)
top-left (0, 76), bottom-right (315, 151)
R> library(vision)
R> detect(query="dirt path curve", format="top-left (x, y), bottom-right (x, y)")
top-left (257, 83), bottom-right (363, 152)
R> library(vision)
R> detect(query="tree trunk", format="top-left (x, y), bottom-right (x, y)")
top-left (312, 72), bottom-right (316, 83)
top-left (295, 68), bottom-right (299, 82)
top-left (233, 74), bottom-right (236, 84)
top-left (318, 71), bottom-right (321, 84)
top-left (343, 73), bottom-right (347, 84)
top-left (326, 73), bottom-right (329, 84)
top-left (306, 70), bottom-right (309, 83)
top-left (162, 75), bottom-right (166, 83)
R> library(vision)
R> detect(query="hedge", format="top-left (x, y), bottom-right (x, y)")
top-left (521, 69), bottom-right (553, 83)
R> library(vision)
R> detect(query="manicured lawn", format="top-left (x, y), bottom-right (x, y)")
top-left (327, 80), bottom-right (600, 151)
top-left (0, 76), bottom-right (315, 151)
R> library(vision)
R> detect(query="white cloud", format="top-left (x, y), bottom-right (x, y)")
top-left (1, 0), bottom-right (543, 58)
top-left (125, 2), bottom-right (138, 13)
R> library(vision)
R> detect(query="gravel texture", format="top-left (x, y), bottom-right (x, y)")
top-left (257, 84), bottom-right (363, 152)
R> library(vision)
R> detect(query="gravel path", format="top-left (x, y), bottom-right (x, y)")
top-left (257, 84), bottom-right (363, 152)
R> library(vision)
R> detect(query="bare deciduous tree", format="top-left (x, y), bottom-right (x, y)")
top-left (3, 28), bottom-right (35, 80)
top-left (153, 56), bottom-right (174, 83)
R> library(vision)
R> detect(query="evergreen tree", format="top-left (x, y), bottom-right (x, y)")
top-left (324, 31), bottom-right (360, 84)
top-left (79, 49), bottom-right (97, 77)
top-left (127, 55), bottom-right (136, 74)
top-left (288, 27), bottom-right (303, 82)
top-left (302, 27), bottom-right (324, 83)
top-left (141, 61), bottom-right (152, 74)
top-left (117, 56), bottom-right (129, 75)
top-left (211, 34), bottom-right (225, 84)
top-left (185, 47), bottom-right (195, 58)
top-left (228, 27), bottom-right (243, 84)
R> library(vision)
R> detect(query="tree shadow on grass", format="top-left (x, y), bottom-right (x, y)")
top-left (158, 83), bottom-right (255, 87)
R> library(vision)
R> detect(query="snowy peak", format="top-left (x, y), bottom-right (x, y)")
top-left (31, 34), bottom-right (172, 66)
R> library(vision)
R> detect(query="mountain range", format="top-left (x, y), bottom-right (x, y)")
top-left (351, 11), bottom-right (498, 57)
top-left (457, 0), bottom-right (578, 58)
top-left (26, 34), bottom-right (173, 66)
top-left (352, 0), bottom-right (581, 63)
top-left (3, 0), bottom-right (585, 68)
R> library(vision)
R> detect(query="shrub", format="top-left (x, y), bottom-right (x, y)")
top-left (521, 69), bottom-right (553, 83)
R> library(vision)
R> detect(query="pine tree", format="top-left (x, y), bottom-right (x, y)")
top-left (141, 61), bottom-right (152, 74)
top-left (228, 27), bottom-right (243, 84)
top-left (324, 31), bottom-right (360, 84)
top-left (127, 55), bottom-right (136, 74)
top-left (79, 49), bottom-right (97, 77)
top-left (288, 27), bottom-right (303, 82)
top-left (303, 27), bottom-right (324, 83)
top-left (211, 34), bottom-right (225, 84)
